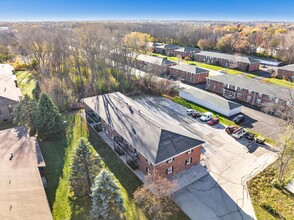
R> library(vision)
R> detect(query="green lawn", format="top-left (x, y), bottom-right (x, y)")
top-left (248, 159), bottom-right (294, 220)
top-left (262, 78), bottom-right (294, 89)
top-left (40, 112), bottom-right (188, 220)
top-left (15, 71), bottom-right (36, 96)
top-left (166, 96), bottom-right (275, 145)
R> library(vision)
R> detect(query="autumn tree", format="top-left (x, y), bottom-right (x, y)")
top-left (90, 169), bottom-right (125, 219)
top-left (69, 137), bottom-right (102, 197)
top-left (215, 34), bottom-right (237, 53)
top-left (34, 93), bottom-right (65, 139)
top-left (133, 171), bottom-right (179, 219)
top-left (123, 32), bottom-right (153, 52)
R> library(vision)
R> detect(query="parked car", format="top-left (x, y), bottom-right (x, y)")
top-left (200, 112), bottom-right (213, 121)
top-left (225, 125), bottom-right (239, 134)
top-left (191, 112), bottom-right (202, 118)
top-left (233, 114), bottom-right (245, 124)
top-left (255, 136), bottom-right (265, 144)
top-left (207, 118), bottom-right (219, 126)
top-left (219, 70), bottom-right (227, 74)
top-left (245, 132), bottom-right (255, 140)
top-left (261, 65), bottom-right (267, 68)
top-left (187, 109), bottom-right (197, 116)
top-left (232, 127), bottom-right (247, 139)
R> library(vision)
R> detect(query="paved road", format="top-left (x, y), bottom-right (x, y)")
top-left (135, 96), bottom-right (277, 220)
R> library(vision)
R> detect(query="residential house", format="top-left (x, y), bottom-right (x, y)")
top-left (174, 47), bottom-right (200, 58)
top-left (0, 126), bottom-right (52, 220)
top-left (136, 54), bottom-right (176, 75)
top-left (83, 92), bottom-right (204, 177)
top-left (146, 42), bottom-right (161, 53)
top-left (194, 51), bottom-right (260, 72)
top-left (180, 88), bottom-right (242, 117)
top-left (277, 64), bottom-right (294, 80)
top-left (169, 64), bottom-right (209, 84)
top-left (0, 64), bottom-right (15, 75)
top-left (154, 44), bottom-right (181, 56)
top-left (0, 73), bottom-right (22, 123)
top-left (206, 74), bottom-right (294, 107)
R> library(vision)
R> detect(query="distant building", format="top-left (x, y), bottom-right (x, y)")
top-left (136, 54), bottom-right (176, 75)
top-left (170, 64), bottom-right (209, 84)
top-left (206, 74), bottom-right (294, 107)
top-left (83, 92), bottom-right (204, 177)
top-left (0, 65), bottom-right (22, 123)
top-left (0, 126), bottom-right (52, 220)
top-left (194, 51), bottom-right (260, 72)
top-left (154, 44), bottom-right (181, 56)
top-left (174, 47), bottom-right (200, 58)
top-left (277, 64), bottom-right (294, 80)
top-left (180, 88), bottom-right (242, 117)
top-left (0, 64), bottom-right (15, 75)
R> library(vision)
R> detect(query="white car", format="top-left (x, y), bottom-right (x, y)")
top-left (186, 109), bottom-right (197, 115)
top-left (200, 112), bottom-right (213, 121)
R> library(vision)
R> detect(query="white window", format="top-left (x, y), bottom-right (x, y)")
top-left (247, 95), bottom-right (252, 102)
top-left (237, 93), bottom-right (242, 98)
top-left (167, 158), bottom-right (174, 163)
top-left (146, 159), bottom-right (152, 165)
top-left (185, 158), bottom-right (192, 165)
top-left (256, 98), bottom-right (262, 104)
top-left (146, 167), bottom-right (151, 175)
top-left (167, 167), bottom-right (173, 174)
top-left (186, 149), bottom-right (192, 155)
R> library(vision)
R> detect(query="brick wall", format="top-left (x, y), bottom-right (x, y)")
top-left (277, 69), bottom-right (294, 78)
top-left (170, 68), bottom-right (208, 84)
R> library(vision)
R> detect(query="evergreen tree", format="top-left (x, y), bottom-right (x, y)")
top-left (90, 170), bottom-right (125, 220)
top-left (14, 94), bottom-right (37, 134)
top-left (69, 137), bottom-right (102, 197)
top-left (34, 93), bottom-right (64, 139)
top-left (32, 81), bottom-right (41, 101)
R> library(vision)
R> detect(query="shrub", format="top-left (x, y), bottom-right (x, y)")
top-left (261, 202), bottom-right (282, 218)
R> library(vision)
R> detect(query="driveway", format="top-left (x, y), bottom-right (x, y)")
top-left (135, 96), bottom-right (278, 220)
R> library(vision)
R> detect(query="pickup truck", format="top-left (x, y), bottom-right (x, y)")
top-left (232, 127), bottom-right (247, 139)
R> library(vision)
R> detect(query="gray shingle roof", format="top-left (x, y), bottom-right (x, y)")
top-left (207, 74), bottom-right (294, 100)
top-left (83, 92), bottom-right (204, 164)
top-left (155, 44), bottom-right (181, 50)
top-left (181, 88), bottom-right (241, 110)
top-left (197, 51), bottom-right (260, 64)
top-left (279, 64), bottom-right (294, 72)
top-left (0, 74), bottom-right (22, 102)
top-left (170, 64), bottom-right (209, 74)
top-left (137, 54), bottom-right (176, 66)
top-left (174, 47), bottom-right (199, 53)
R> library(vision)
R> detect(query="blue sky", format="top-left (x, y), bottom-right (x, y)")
top-left (0, 0), bottom-right (293, 21)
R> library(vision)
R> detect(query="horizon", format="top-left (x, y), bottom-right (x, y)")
top-left (1, 0), bottom-right (294, 22)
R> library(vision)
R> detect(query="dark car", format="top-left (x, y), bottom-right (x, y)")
top-left (233, 114), bottom-right (245, 124)
top-left (207, 118), bottom-right (219, 126)
top-left (225, 125), bottom-right (239, 134)
top-left (191, 112), bottom-right (202, 118)
top-left (245, 132), bottom-right (255, 140)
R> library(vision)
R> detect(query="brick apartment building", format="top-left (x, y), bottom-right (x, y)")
top-left (206, 74), bottom-right (294, 107)
top-left (173, 47), bottom-right (200, 58)
top-left (0, 65), bottom-right (22, 123)
top-left (154, 44), bottom-right (181, 56)
top-left (83, 92), bottom-right (204, 177)
top-left (277, 64), bottom-right (294, 80)
top-left (136, 54), bottom-right (177, 75)
top-left (170, 64), bottom-right (209, 84)
top-left (194, 51), bottom-right (260, 72)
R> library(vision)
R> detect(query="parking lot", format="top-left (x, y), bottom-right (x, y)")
top-left (135, 96), bottom-right (278, 220)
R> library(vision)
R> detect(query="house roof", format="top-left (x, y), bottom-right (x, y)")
top-left (155, 44), bottom-right (181, 50)
top-left (0, 126), bottom-right (52, 220)
top-left (83, 92), bottom-right (204, 165)
top-left (181, 88), bottom-right (242, 111)
top-left (170, 64), bottom-right (209, 74)
top-left (207, 74), bottom-right (294, 100)
top-left (0, 64), bottom-right (14, 75)
top-left (137, 54), bottom-right (176, 66)
top-left (174, 47), bottom-right (200, 53)
top-left (0, 74), bottom-right (22, 103)
top-left (197, 51), bottom-right (260, 64)
top-left (278, 64), bottom-right (294, 72)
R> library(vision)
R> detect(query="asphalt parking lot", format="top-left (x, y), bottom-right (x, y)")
top-left (135, 96), bottom-right (277, 220)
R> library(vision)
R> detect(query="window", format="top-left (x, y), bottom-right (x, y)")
top-left (146, 167), bottom-right (151, 175)
top-left (256, 98), bottom-right (262, 104)
top-left (237, 93), bottom-right (242, 98)
top-left (186, 149), bottom-right (193, 155)
top-left (8, 104), bottom-right (13, 113)
top-left (167, 158), bottom-right (174, 164)
top-left (166, 167), bottom-right (173, 174)
top-left (146, 159), bottom-right (152, 165)
top-left (185, 158), bottom-right (192, 165)
top-left (247, 95), bottom-right (252, 102)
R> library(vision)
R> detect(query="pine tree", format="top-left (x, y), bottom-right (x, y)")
top-left (32, 81), bottom-right (41, 101)
top-left (69, 137), bottom-right (102, 197)
top-left (34, 93), bottom-right (65, 139)
top-left (90, 170), bottom-right (125, 220)
top-left (14, 94), bottom-right (37, 134)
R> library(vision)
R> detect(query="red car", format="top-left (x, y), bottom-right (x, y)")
top-left (225, 125), bottom-right (238, 134)
top-left (207, 118), bottom-right (219, 126)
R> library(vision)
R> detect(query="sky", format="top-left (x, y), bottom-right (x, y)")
top-left (0, 0), bottom-right (294, 22)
